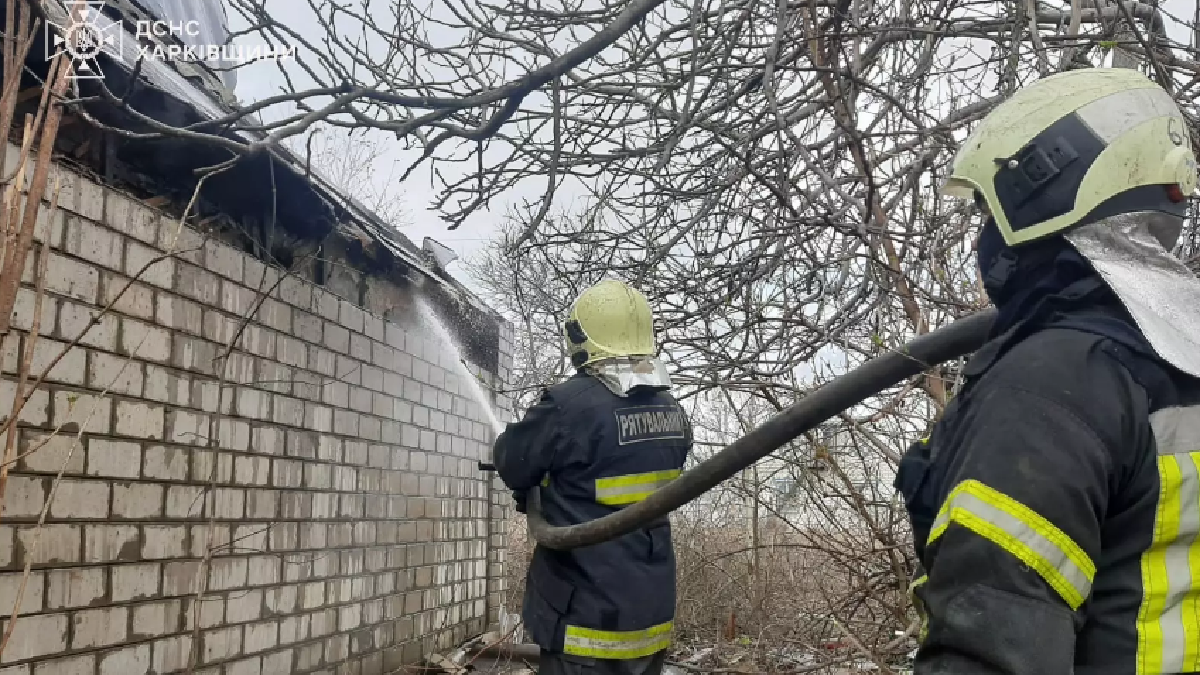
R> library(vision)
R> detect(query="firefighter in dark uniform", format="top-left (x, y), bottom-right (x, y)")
top-left (895, 68), bottom-right (1200, 674)
top-left (494, 279), bottom-right (691, 675)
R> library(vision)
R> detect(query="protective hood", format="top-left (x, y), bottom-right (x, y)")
top-left (1065, 213), bottom-right (1200, 379)
top-left (975, 218), bottom-right (1152, 356)
top-left (585, 356), bottom-right (672, 397)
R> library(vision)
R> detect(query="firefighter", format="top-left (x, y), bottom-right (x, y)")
top-left (493, 279), bottom-right (691, 675)
top-left (894, 67), bottom-right (1200, 674)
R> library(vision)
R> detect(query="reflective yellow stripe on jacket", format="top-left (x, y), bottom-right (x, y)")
top-left (563, 621), bottom-right (673, 659)
top-left (1137, 404), bottom-right (1200, 674)
top-left (928, 479), bottom-right (1095, 610)
top-left (909, 574), bottom-right (929, 642)
top-left (595, 470), bottom-right (681, 506)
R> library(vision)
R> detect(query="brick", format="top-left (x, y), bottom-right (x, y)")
top-left (165, 484), bottom-right (205, 518)
top-left (33, 202), bottom-right (65, 248)
top-left (2, 476), bottom-right (44, 518)
top-left (278, 275), bottom-right (312, 309)
top-left (217, 419), bottom-right (251, 452)
top-left (86, 438), bottom-right (141, 478)
top-left (272, 460), bottom-right (303, 488)
top-left (156, 294), bottom-right (204, 334)
top-left (160, 217), bottom-right (205, 262)
top-left (151, 635), bottom-right (193, 673)
top-left (235, 456), bottom-right (270, 486)
top-left (277, 335), bottom-right (307, 369)
top-left (362, 365), bottom-right (384, 392)
top-left (335, 355), bottom-right (360, 384)
top-left (202, 309), bottom-right (237, 345)
top-left (125, 239), bottom-right (174, 288)
top-left (53, 389), bottom-right (112, 434)
top-left (253, 297), bottom-right (291, 333)
top-left (121, 317), bottom-right (172, 362)
top-left (176, 262), bottom-right (223, 305)
top-left (206, 240), bottom-right (245, 282)
top-left (166, 409), bottom-right (210, 446)
top-left (227, 588), bottom-right (263, 623)
top-left (112, 481), bottom-right (164, 518)
top-left (244, 620), bottom-right (278, 653)
top-left (64, 217), bottom-right (122, 269)
top-left (311, 346), bottom-right (337, 378)
top-left (29, 338), bottom-right (86, 386)
top-left (212, 488), bottom-right (244, 519)
top-left (324, 321), bottom-right (350, 353)
top-left (98, 643), bottom-right (151, 675)
top-left (144, 363), bottom-right (190, 406)
top-left (350, 333), bottom-right (372, 362)
top-left (0, 571), bottom-right (43, 614)
top-left (295, 641), bottom-right (323, 669)
top-left (45, 251), bottom-right (100, 303)
top-left (72, 606), bottom-right (128, 648)
top-left (106, 192), bottom-right (159, 242)
top-left (144, 445), bottom-right (189, 480)
top-left (142, 525), bottom-right (187, 559)
top-left (305, 403), bottom-right (333, 432)
top-left (191, 379), bottom-right (233, 415)
top-left (263, 650), bottom-right (294, 673)
top-left (252, 426), bottom-right (284, 455)
top-left (112, 562), bottom-right (159, 601)
top-left (247, 555), bottom-right (280, 586)
top-left (226, 657), bottom-right (262, 675)
top-left (201, 625), bottom-right (243, 664)
top-left (349, 386), bottom-right (372, 413)
top-left (334, 409), bottom-right (359, 436)
top-left (46, 566), bottom-right (104, 608)
top-left (76, 176), bottom-right (104, 220)
top-left (183, 596), bottom-right (225, 630)
top-left (235, 388), bottom-right (271, 421)
top-left (83, 524), bottom-right (139, 563)
top-left (31, 654), bottom-right (92, 675)
top-left (88, 351), bottom-right (144, 396)
top-left (115, 400), bottom-right (166, 440)
top-left (0, 612), bottom-right (67, 662)
top-left (294, 311), bottom-right (323, 344)
top-left (132, 599), bottom-right (181, 638)
top-left (323, 380), bottom-right (349, 408)
top-left (49, 479), bottom-right (109, 519)
top-left (103, 275), bottom-right (155, 320)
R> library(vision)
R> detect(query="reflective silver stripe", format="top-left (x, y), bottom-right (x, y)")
top-left (929, 481), bottom-right (1093, 609)
top-left (1076, 87), bottom-right (1180, 143)
top-left (1138, 402), bottom-right (1200, 672)
top-left (1152, 404), bottom-right (1200, 456)
top-left (1160, 453), bottom-right (1200, 672)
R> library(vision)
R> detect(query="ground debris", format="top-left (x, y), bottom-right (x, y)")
top-left (667, 637), bottom-right (913, 675)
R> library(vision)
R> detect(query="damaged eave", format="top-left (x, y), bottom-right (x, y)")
top-left (31, 0), bottom-right (501, 325)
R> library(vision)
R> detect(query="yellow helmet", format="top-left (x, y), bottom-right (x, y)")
top-left (941, 68), bottom-right (1197, 246)
top-left (564, 280), bottom-right (656, 368)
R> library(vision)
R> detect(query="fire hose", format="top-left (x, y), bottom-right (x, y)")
top-left (521, 308), bottom-right (997, 550)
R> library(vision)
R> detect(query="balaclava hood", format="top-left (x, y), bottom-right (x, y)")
top-left (974, 217), bottom-right (1155, 358)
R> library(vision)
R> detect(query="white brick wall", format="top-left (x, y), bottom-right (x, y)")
top-left (0, 150), bottom-right (507, 673)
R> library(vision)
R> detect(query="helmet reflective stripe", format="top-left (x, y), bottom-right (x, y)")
top-left (1075, 87), bottom-right (1180, 144)
top-left (942, 68), bottom-right (1197, 247)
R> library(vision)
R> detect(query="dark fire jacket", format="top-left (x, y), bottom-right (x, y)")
top-left (494, 372), bottom-right (692, 660)
top-left (896, 323), bottom-right (1200, 674)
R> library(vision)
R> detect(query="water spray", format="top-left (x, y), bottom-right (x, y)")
top-left (413, 295), bottom-right (507, 438)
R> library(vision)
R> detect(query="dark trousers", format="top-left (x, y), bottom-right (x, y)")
top-left (538, 650), bottom-right (667, 675)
